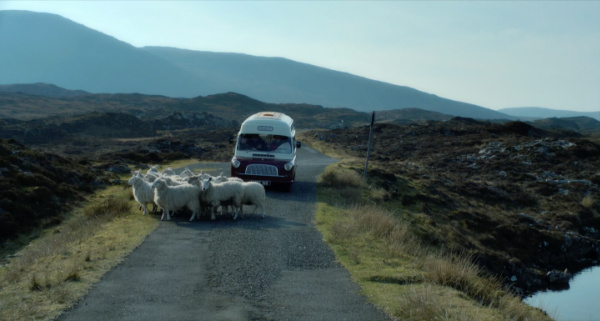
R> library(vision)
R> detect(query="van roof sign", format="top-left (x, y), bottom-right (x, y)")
top-left (257, 126), bottom-right (274, 131)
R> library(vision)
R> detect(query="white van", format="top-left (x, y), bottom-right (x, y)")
top-left (230, 112), bottom-right (301, 190)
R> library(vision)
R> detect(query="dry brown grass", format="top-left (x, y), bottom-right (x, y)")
top-left (319, 164), bottom-right (365, 188)
top-left (0, 185), bottom-right (158, 321)
top-left (315, 163), bottom-right (553, 321)
top-left (582, 195), bottom-right (595, 208)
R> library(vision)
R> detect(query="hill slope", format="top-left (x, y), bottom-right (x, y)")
top-left (140, 46), bottom-right (511, 119)
top-left (0, 10), bottom-right (511, 119)
top-left (0, 10), bottom-right (210, 97)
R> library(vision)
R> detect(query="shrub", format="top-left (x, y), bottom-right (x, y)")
top-left (582, 195), bottom-right (595, 208)
top-left (83, 194), bottom-right (131, 220)
top-left (319, 165), bottom-right (364, 188)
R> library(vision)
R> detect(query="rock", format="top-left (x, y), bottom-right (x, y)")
top-left (106, 164), bottom-right (131, 174)
top-left (547, 269), bottom-right (572, 286)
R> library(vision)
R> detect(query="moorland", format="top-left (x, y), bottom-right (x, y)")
top-left (1, 85), bottom-right (599, 311)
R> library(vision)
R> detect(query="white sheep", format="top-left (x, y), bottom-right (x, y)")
top-left (184, 175), bottom-right (212, 218)
top-left (179, 167), bottom-right (196, 179)
top-left (213, 172), bottom-right (244, 183)
top-left (151, 178), bottom-right (201, 221)
top-left (128, 170), bottom-right (155, 215)
top-left (162, 175), bottom-right (187, 186)
top-left (146, 164), bottom-right (160, 175)
top-left (161, 167), bottom-right (176, 176)
top-left (189, 173), bottom-right (244, 214)
top-left (195, 177), bottom-right (243, 221)
top-left (239, 182), bottom-right (266, 219)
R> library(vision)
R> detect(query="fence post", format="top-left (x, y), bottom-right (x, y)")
top-left (364, 111), bottom-right (375, 183)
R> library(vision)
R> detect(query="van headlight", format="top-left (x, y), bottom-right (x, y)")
top-left (231, 157), bottom-right (241, 168)
top-left (284, 161), bottom-right (294, 171)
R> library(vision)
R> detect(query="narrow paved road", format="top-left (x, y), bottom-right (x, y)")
top-left (58, 146), bottom-right (391, 321)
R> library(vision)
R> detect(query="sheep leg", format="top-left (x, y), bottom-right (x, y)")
top-left (160, 209), bottom-right (171, 221)
top-left (232, 206), bottom-right (240, 220)
top-left (210, 207), bottom-right (216, 220)
top-left (189, 210), bottom-right (197, 222)
top-left (142, 203), bottom-right (147, 216)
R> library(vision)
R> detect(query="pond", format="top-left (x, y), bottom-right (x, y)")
top-left (524, 266), bottom-right (600, 321)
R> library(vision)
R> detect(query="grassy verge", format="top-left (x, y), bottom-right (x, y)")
top-left (0, 159), bottom-right (200, 321)
top-left (0, 185), bottom-right (158, 321)
top-left (314, 162), bottom-right (553, 320)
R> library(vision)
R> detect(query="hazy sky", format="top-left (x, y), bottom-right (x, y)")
top-left (2, 1), bottom-right (599, 112)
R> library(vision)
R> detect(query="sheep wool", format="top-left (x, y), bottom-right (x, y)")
top-left (198, 178), bottom-right (243, 221)
top-left (151, 178), bottom-right (201, 221)
top-left (239, 182), bottom-right (266, 218)
top-left (128, 170), bottom-right (155, 216)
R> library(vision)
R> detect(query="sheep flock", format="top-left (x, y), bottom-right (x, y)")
top-left (127, 166), bottom-right (266, 221)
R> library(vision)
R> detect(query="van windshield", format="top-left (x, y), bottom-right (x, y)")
top-left (237, 134), bottom-right (292, 154)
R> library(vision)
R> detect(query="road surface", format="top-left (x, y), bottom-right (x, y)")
top-left (58, 145), bottom-right (390, 321)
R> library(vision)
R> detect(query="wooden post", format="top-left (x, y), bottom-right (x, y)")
top-left (364, 111), bottom-right (375, 183)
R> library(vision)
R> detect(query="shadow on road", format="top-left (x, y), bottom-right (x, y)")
top-left (149, 210), bottom-right (307, 232)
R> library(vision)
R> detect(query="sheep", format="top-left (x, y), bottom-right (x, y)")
top-left (184, 175), bottom-right (212, 218)
top-left (196, 177), bottom-right (243, 221)
top-left (189, 173), bottom-right (244, 214)
top-left (179, 167), bottom-right (196, 179)
top-left (128, 170), bottom-right (156, 216)
top-left (161, 167), bottom-right (176, 176)
top-left (213, 174), bottom-right (229, 183)
top-left (151, 178), bottom-right (201, 221)
top-left (162, 175), bottom-right (188, 186)
top-left (239, 182), bottom-right (266, 219)
top-left (213, 172), bottom-right (244, 183)
top-left (146, 164), bottom-right (160, 175)
top-left (143, 172), bottom-right (159, 183)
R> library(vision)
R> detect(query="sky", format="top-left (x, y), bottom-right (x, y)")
top-left (1, 1), bottom-right (599, 112)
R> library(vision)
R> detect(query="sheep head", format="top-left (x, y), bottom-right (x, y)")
top-left (150, 179), bottom-right (166, 190)
top-left (200, 177), bottom-right (212, 191)
top-left (127, 170), bottom-right (142, 185)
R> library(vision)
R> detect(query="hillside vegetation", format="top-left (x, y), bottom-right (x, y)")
top-left (0, 139), bottom-right (111, 245)
top-left (302, 119), bottom-right (600, 297)
top-left (312, 163), bottom-right (552, 320)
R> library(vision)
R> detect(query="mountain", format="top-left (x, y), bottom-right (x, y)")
top-left (0, 10), bottom-right (512, 119)
top-left (499, 107), bottom-right (600, 121)
top-left (140, 46), bottom-right (512, 119)
top-left (0, 10), bottom-right (210, 97)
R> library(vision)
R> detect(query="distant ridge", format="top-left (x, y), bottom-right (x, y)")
top-left (531, 116), bottom-right (600, 132)
top-left (0, 10), bottom-right (512, 119)
top-left (0, 83), bottom-right (89, 97)
top-left (499, 107), bottom-right (600, 121)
